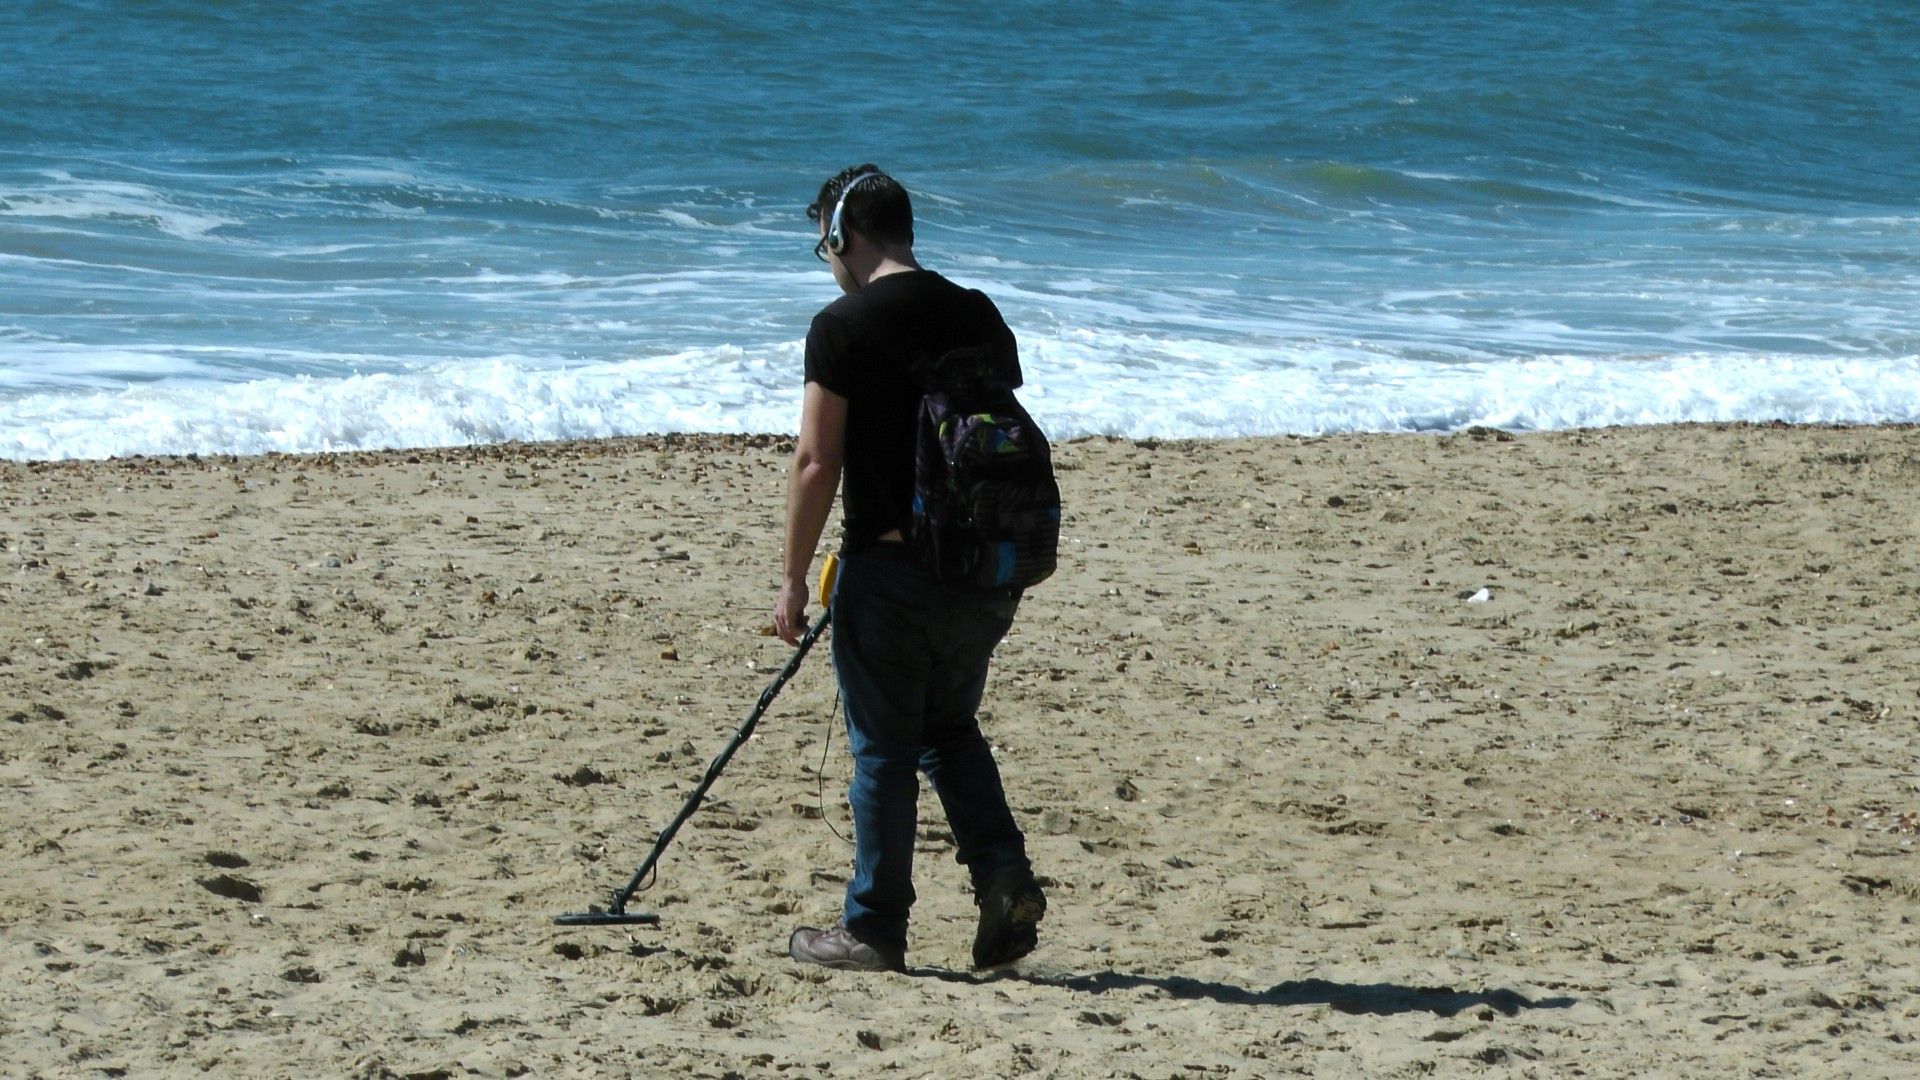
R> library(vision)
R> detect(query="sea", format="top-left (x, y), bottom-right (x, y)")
top-left (5, 0), bottom-right (1918, 461)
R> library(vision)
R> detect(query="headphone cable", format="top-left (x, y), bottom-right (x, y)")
top-left (815, 687), bottom-right (852, 845)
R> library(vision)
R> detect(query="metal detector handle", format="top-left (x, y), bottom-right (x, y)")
top-left (817, 552), bottom-right (840, 607)
top-left (597, 605), bottom-right (833, 917)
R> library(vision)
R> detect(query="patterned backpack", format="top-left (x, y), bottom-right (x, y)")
top-left (909, 346), bottom-right (1061, 591)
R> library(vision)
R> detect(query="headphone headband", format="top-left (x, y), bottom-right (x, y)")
top-left (825, 171), bottom-right (883, 257)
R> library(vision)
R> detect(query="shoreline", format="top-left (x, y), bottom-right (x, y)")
top-left (6, 416), bottom-right (1917, 471)
top-left (4, 421), bottom-right (1917, 1077)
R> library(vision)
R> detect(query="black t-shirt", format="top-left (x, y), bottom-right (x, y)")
top-left (804, 270), bottom-right (1021, 552)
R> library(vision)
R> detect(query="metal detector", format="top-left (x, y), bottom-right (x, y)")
top-left (555, 597), bottom-right (835, 928)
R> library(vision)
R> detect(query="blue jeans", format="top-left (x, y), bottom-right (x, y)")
top-left (830, 542), bottom-right (1031, 955)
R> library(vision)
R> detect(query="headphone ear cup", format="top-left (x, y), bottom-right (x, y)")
top-left (825, 171), bottom-right (879, 258)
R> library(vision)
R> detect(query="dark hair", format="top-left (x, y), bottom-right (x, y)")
top-left (807, 163), bottom-right (914, 248)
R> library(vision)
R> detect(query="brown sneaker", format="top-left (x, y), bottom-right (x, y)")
top-left (788, 922), bottom-right (905, 973)
top-left (972, 869), bottom-right (1045, 969)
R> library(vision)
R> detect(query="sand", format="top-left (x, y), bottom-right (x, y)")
top-left (3, 423), bottom-right (1917, 1079)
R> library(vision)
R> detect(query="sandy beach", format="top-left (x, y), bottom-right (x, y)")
top-left (3, 423), bottom-right (1917, 1079)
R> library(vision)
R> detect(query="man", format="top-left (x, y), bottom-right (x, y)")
top-left (773, 164), bottom-right (1045, 974)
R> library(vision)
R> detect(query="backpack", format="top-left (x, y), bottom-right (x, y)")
top-left (909, 346), bottom-right (1061, 591)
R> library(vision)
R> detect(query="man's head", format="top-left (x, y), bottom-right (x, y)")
top-left (807, 165), bottom-right (914, 261)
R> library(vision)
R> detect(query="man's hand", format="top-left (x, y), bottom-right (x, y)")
top-left (773, 578), bottom-right (810, 645)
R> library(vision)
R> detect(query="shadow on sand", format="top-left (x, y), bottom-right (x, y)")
top-left (918, 968), bottom-right (1577, 1018)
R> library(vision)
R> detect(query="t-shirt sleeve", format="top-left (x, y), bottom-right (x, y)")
top-left (803, 311), bottom-right (857, 397)
top-left (975, 290), bottom-right (1023, 388)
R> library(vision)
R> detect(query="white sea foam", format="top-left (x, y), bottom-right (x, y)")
top-left (0, 345), bottom-right (802, 460)
top-left (3, 337), bottom-right (1915, 461)
top-left (0, 173), bottom-right (239, 239)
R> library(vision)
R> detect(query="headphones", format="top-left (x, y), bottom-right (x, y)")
top-left (824, 171), bottom-right (883, 257)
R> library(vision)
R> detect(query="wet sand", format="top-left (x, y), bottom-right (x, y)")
top-left (3, 423), bottom-right (1917, 1078)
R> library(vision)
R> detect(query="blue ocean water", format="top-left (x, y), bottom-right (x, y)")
top-left (4, 0), bottom-right (1918, 459)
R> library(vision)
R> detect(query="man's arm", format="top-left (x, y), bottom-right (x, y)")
top-left (773, 380), bottom-right (847, 644)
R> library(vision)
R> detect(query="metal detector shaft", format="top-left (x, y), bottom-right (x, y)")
top-left (558, 607), bottom-right (833, 925)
